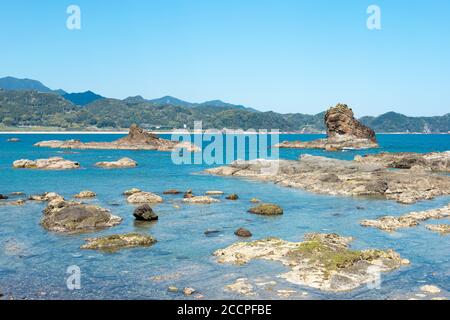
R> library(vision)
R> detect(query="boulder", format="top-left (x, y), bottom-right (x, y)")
top-left (234, 228), bottom-right (252, 237)
top-left (95, 157), bottom-right (137, 168)
top-left (183, 189), bottom-right (193, 198)
top-left (127, 191), bottom-right (163, 204)
top-left (248, 203), bottom-right (283, 216)
top-left (420, 285), bottom-right (441, 294)
top-left (41, 200), bottom-right (122, 233)
top-left (183, 196), bottom-right (220, 204)
top-left (0, 194), bottom-right (8, 200)
top-left (81, 233), bottom-right (156, 252)
top-left (74, 190), bottom-right (96, 199)
top-left (133, 204), bottom-right (158, 221)
top-left (13, 157), bottom-right (80, 170)
top-left (226, 194), bottom-right (239, 200)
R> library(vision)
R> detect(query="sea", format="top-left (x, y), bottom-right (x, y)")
top-left (0, 133), bottom-right (449, 300)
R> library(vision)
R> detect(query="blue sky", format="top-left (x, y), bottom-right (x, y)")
top-left (1, 0), bottom-right (449, 116)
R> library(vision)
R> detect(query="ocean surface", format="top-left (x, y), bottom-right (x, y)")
top-left (0, 133), bottom-right (449, 300)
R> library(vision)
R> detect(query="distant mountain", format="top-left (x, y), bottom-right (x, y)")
top-left (0, 76), bottom-right (66, 95)
top-left (63, 90), bottom-right (104, 106)
top-left (148, 96), bottom-right (193, 108)
top-left (0, 76), bottom-right (53, 92)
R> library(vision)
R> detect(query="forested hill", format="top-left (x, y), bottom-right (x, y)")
top-left (0, 88), bottom-right (449, 133)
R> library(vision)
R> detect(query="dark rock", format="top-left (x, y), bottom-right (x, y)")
top-left (184, 189), bottom-right (193, 198)
top-left (234, 228), bottom-right (252, 237)
top-left (163, 189), bottom-right (181, 195)
top-left (0, 194), bottom-right (8, 200)
top-left (133, 204), bottom-right (158, 221)
top-left (226, 194), bottom-right (239, 200)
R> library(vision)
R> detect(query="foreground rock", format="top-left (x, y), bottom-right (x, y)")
top-left (214, 233), bottom-right (409, 292)
top-left (274, 104), bottom-right (378, 150)
top-left (354, 151), bottom-right (450, 172)
top-left (234, 228), bottom-right (252, 237)
top-left (183, 196), bottom-right (220, 204)
top-left (81, 233), bottom-right (156, 252)
top-left (35, 124), bottom-right (200, 152)
top-left (133, 204), bottom-right (158, 221)
top-left (204, 155), bottom-right (450, 204)
top-left (13, 157), bottom-right (80, 170)
top-left (41, 199), bottom-right (122, 233)
top-left (425, 224), bottom-right (450, 235)
top-left (248, 204), bottom-right (283, 216)
top-left (74, 190), bottom-right (96, 199)
top-left (420, 285), bottom-right (441, 294)
top-left (361, 204), bottom-right (450, 232)
top-left (126, 191), bottom-right (163, 204)
top-left (95, 157), bottom-right (137, 168)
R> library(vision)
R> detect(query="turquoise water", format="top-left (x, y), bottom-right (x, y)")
top-left (0, 133), bottom-right (449, 300)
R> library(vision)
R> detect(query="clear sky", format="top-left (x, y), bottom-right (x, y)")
top-left (1, 0), bottom-right (449, 116)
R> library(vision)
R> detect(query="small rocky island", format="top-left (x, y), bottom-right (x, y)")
top-left (13, 157), bottom-right (80, 170)
top-left (214, 233), bottom-right (409, 292)
top-left (275, 104), bottom-right (379, 150)
top-left (34, 124), bottom-right (200, 152)
top-left (204, 152), bottom-right (450, 204)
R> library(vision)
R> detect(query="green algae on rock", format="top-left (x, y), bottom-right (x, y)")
top-left (214, 233), bottom-right (409, 292)
top-left (248, 203), bottom-right (283, 216)
top-left (81, 233), bottom-right (157, 252)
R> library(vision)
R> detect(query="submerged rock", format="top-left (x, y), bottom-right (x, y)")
top-left (7, 138), bottom-right (20, 142)
top-left (41, 200), bottom-right (122, 233)
top-left (204, 155), bottom-right (450, 204)
top-left (127, 191), bottom-right (163, 204)
top-left (0, 194), bottom-right (8, 200)
top-left (420, 285), bottom-right (441, 294)
top-left (354, 151), bottom-right (450, 172)
top-left (274, 104), bottom-right (378, 150)
top-left (95, 157), bottom-right (138, 168)
top-left (163, 189), bottom-right (181, 195)
top-left (214, 233), bottom-right (409, 292)
top-left (81, 233), bottom-right (156, 252)
top-left (425, 224), bottom-right (450, 235)
top-left (225, 278), bottom-right (256, 296)
top-left (183, 287), bottom-right (196, 296)
top-left (234, 228), bottom-right (252, 237)
top-left (361, 204), bottom-right (450, 232)
top-left (226, 194), bottom-right (239, 200)
top-left (248, 204), bottom-right (283, 216)
top-left (35, 124), bottom-right (200, 152)
top-left (183, 196), bottom-right (220, 204)
top-left (133, 204), bottom-right (158, 221)
top-left (12, 157), bottom-right (80, 170)
top-left (73, 190), bottom-right (96, 199)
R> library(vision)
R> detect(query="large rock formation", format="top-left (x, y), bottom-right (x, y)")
top-left (214, 233), bottom-right (409, 292)
top-left (204, 154), bottom-right (450, 204)
top-left (34, 124), bottom-right (200, 152)
top-left (275, 104), bottom-right (378, 150)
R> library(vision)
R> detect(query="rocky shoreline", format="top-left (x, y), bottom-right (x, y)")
top-left (204, 152), bottom-right (450, 204)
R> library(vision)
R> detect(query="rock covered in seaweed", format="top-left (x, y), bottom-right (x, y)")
top-left (74, 190), bottom-right (96, 199)
top-left (81, 233), bottom-right (156, 252)
top-left (214, 233), bottom-right (409, 292)
top-left (248, 203), bottom-right (283, 215)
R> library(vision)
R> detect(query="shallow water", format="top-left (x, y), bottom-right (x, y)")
top-left (0, 133), bottom-right (449, 300)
